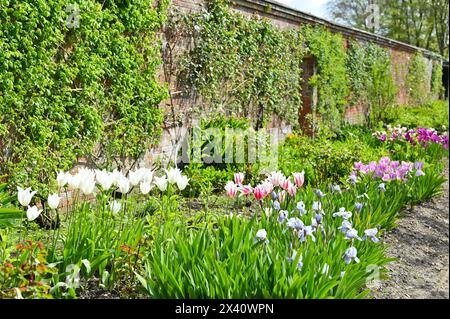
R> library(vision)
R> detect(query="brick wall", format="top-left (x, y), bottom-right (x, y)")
top-left (151, 0), bottom-right (438, 166)
top-left (390, 49), bottom-right (412, 105)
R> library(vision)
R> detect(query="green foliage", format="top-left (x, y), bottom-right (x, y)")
top-left (278, 128), bottom-right (387, 186)
top-left (406, 53), bottom-right (430, 105)
top-left (0, 241), bottom-right (57, 299)
top-left (302, 26), bottom-right (349, 129)
top-left (138, 209), bottom-right (389, 298)
top-left (431, 62), bottom-right (444, 98)
top-left (52, 200), bottom-right (146, 290)
top-left (345, 40), bottom-right (397, 126)
top-left (0, 0), bottom-right (169, 196)
top-left (381, 100), bottom-right (449, 131)
top-left (176, 0), bottom-right (304, 129)
top-left (183, 115), bottom-right (253, 195)
top-left (407, 165), bottom-right (447, 205)
top-left (0, 181), bottom-right (24, 228)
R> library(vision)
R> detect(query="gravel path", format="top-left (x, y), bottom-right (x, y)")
top-left (372, 164), bottom-right (449, 299)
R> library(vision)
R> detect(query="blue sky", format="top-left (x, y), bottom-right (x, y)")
top-left (275, 0), bottom-right (329, 19)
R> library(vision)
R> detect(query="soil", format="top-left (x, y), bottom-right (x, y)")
top-left (372, 164), bottom-right (449, 299)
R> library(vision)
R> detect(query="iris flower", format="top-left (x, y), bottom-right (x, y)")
top-left (333, 207), bottom-right (352, 219)
top-left (363, 228), bottom-right (380, 242)
top-left (254, 229), bottom-right (269, 244)
top-left (277, 210), bottom-right (288, 223)
top-left (344, 246), bottom-right (360, 264)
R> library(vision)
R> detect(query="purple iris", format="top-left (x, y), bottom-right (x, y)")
top-left (415, 170), bottom-right (425, 177)
top-left (344, 246), bottom-right (360, 264)
top-left (273, 200), bottom-right (281, 210)
top-left (315, 189), bottom-right (326, 198)
top-left (355, 202), bottom-right (363, 211)
top-left (338, 220), bottom-right (353, 233)
top-left (286, 217), bottom-right (304, 230)
top-left (333, 207), bottom-right (352, 219)
top-left (296, 201), bottom-right (307, 216)
top-left (345, 228), bottom-right (362, 241)
top-left (363, 228), bottom-right (380, 243)
top-left (277, 210), bottom-right (288, 223)
top-left (349, 174), bottom-right (358, 184)
top-left (378, 183), bottom-right (386, 192)
top-left (315, 213), bottom-right (323, 223)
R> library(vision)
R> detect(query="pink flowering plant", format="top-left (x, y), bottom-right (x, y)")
top-left (372, 125), bottom-right (449, 163)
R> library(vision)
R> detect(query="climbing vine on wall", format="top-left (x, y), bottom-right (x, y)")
top-left (0, 0), bottom-right (169, 196)
top-left (346, 40), bottom-right (397, 126)
top-left (406, 53), bottom-right (430, 106)
top-left (174, 0), bottom-right (304, 130)
top-left (431, 62), bottom-right (444, 99)
top-left (301, 26), bottom-right (349, 129)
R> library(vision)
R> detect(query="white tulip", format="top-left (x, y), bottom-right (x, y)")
top-left (110, 169), bottom-right (124, 186)
top-left (47, 193), bottom-right (61, 210)
top-left (27, 205), bottom-right (42, 221)
top-left (153, 176), bottom-right (168, 192)
top-left (176, 175), bottom-right (189, 191)
top-left (117, 175), bottom-right (131, 194)
top-left (17, 187), bottom-right (37, 207)
top-left (68, 174), bottom-right (81, 190)
top-left (78, 169), bottom-right (96, 195)
top-left (56, 171), bottom-right (69, 188)
top-left (140, 181), bottom-right (153, 195)
top-left (165, 167), bottom-right (182, 184)
top-left (129, 168), bottom-right (143, 186)
top-left (95, 169), bottom-right (114, 191)
top-left (109, 201), bottom-right (122, 215)
top-left (140, 168), bottom-right (154, 184)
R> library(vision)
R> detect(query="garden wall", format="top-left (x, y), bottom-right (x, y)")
top-left (150, 0), bottom-right (442, 164)
top-left (167, 0), bottom-right (440, 117)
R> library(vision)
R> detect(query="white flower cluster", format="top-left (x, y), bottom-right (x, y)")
top-left (17, 166), bottom-right (190, 222)
top-left (56, 166), bottom-right (189, 195)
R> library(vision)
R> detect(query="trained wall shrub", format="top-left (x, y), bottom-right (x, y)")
top-left (302, 26), bottom-right (349, 129)
top-left (0, 0), bottom-right (168, 196)
top-left (431, 61), bottom-right (444, 99)
top-left (346, 40), bottom-right (397, 126)
top-left (406, 52), bottom-right (430, 105)
top-left (173, 0), bottom-right (304, 130)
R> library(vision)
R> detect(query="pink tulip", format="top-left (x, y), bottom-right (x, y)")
top-left (225, 181), bottom-right (238, 198)
top-left (253, 185), bottom-right (265, 200)
top-left (234, 172), bottom-right (244, 186)
top-left (239, 184), bottom-right (253, 196)
top-left (261, 181), bottom-right (273, 197)
top-left (288, 184), bottom-right (297, 197)
top-left (278, 190), bottom-right (286, 203)
top-left (292, 171), bottom-right (305, 188)
top-left (268, 171), bottom-right (284, 187)
top-left (280, 178), bottom-right (291, 190)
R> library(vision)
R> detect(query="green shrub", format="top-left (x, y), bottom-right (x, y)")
top-left (406, 53), bottom-right (430, 105)
top-left (381, 100), bottom-right (449, 131)
top-left (278, 128), bottom-right (387, 186)
top-left (303, 26), bottom-right (349, 129)
top-left (346, 41), bottom-right (397, 126)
